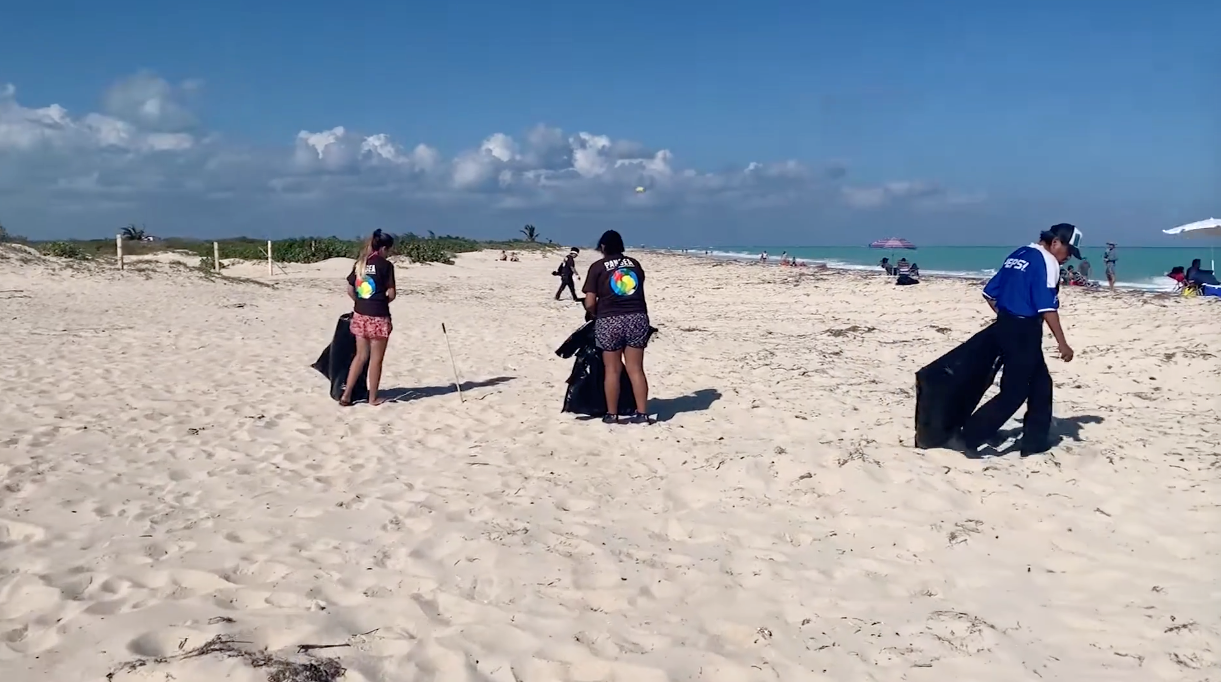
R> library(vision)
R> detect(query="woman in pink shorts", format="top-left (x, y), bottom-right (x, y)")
top-left (340, 229), bottom-right (396, 406)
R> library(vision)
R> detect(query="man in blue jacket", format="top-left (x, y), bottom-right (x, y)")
top-left (960, 223), bottom-right (1081, 455)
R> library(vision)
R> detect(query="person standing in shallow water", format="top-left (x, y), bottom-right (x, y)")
top-left (1103, 242), bottom-right (1117, 290)
top-left (583, 230), bottom-right (651, 424)
top-left (340, 229), bottom-right (396, 407)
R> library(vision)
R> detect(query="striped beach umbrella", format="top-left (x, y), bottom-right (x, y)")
top-left (869, 237), bottom-right (916, 250)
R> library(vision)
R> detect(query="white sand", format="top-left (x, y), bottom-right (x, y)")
top-left (0, 246), bottom-right (1218, 681)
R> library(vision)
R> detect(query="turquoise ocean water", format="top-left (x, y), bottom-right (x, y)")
top-left (676, 245), bottom-right (1220, 292)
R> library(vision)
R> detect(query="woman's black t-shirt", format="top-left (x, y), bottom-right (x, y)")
top-left (346, 254), bottom-right (396, 318)
top-left (583, 254), bottom-right (647, 318)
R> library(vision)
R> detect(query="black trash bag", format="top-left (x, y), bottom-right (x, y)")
top-left (896, 274), bottom-right (920, 286)
top-left (914, 323), bottom-right (1002, 449)
top-left (312, 313), bottom-right (369, 402)
top-left (555, 321), bottom-right (656, 417)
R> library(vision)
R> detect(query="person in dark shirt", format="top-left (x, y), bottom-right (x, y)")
top-left (340, 229), bottom-right (397, 406)
top-left (959, 223), bottom-right (1079, 456)
top-left (582, 230), bottom-right (651, 424)
top-left (1186, 258), bottom-right (1220, 286)
top-left (554, 248), bottom-right (581, 301)
top-left (1103, 243), bottom-right (1117, 290)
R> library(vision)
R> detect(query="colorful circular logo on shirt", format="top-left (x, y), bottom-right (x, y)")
top-left (609, 267), bottom-right (638, 296)
top-left (356, 275), bottom-right (376, 299)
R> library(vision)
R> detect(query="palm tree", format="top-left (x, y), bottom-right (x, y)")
top-left (521, 224), bottom-right (539, 242)
top-left (120, 224), bottom-right (146, 241)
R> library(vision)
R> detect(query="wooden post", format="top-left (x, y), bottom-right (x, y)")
top-left (116, 234), bottom-right (124, 270)
top-left (213, 241), bottom-right (221, 273)
top-left (267, 240), bottom-right (273, 276)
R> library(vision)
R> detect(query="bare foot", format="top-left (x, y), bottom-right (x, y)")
top-left (338, 396), bottom-right (353, 407)
top-left (369, 397), bottom-right (385, 406)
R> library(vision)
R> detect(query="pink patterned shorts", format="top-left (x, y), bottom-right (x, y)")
top-left (350, 313), bottom-right (392, 339)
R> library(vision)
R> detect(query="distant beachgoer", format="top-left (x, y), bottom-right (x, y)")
top-left (760, 251), bottom-right (769, 263)
top-left (1186, 258), bottom-right (1220, 286)
top-left (895, 258), bottom-right (919, 284)
top-left (498, 250), bottom-right (508, 261)
top-left (880, 257), bottom-right (893, 275)
top-left (583, 230), bottom-right (651, 424)
top-left (341, 229), bottom-right (396, 407)
top-left (1104, 243), bottom-right (1117, 289)
top-left (554, 248), bottom-right (581, 301)
top-left (780, 251), bottom-right (789, 265)
top-left (960, 223), bottom-right (1079, 456)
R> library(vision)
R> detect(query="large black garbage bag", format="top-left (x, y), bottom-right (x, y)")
top-left (914, 323), bottom-right (1002, 449)
top-left (312, 313), bottom-right (369, 402)
top-left (555, 321), bottom-right (656, 417)
top-left (896, 274), bottom-right (920, 286)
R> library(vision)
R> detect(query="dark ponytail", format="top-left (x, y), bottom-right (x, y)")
top-left (355, 229), bottom-right (395, 276)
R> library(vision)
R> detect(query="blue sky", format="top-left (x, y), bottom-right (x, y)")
top-left (1, 0), bottom-right (1217, 246)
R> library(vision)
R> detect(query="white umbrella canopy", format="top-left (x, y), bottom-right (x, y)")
top-left (1164, 218), bottom-right (1221, 269)
top-left (1163, 218), bottom-right (1221, 238)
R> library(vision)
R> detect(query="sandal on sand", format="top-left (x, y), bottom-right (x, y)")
top-left (338, 397), bottom-right (354, 407)
top-left (624, 412), bottom-right (654, 425)
top-left (601, 414), bottom-right (621, 424)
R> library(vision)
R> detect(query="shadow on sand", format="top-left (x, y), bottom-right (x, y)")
top-left (370, 376), bottom-right (516, 404)
top-left (970, 414), bottom-right (1106, 457)
top-left (651, 388), bottom-right (724, 422)
top-left (568, 388), bottom-right (723, 423)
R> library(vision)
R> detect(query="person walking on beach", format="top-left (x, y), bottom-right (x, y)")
top-left (554, 248), bottom-right (580, 301)
top-left (340, 229), bottom-right (396, 407)
top-left (1103, 242), bottom-right (1117, 289)
top-left (958, 223), bottom-right (1079, 456)
top-left (583, 230), bottom-right (651, 424)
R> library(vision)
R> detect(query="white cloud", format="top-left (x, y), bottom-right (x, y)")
top-left (102, 71), bottom-right (199, 131)
top-left (841, 181), bottom-right (984, 210)
top-left (0, 83), bottom-right (194, 153)
top-left (0, 73), bottom-right (981, 238)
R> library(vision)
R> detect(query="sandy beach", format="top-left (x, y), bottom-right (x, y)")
top-left (0, 246), bottom-right (1217, 682)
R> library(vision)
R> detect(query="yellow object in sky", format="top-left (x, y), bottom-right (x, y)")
top-left (634, 186), bottom-right (646, 193)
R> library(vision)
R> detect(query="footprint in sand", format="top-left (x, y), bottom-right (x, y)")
top-left (0, 518), bottom-right (47, 546)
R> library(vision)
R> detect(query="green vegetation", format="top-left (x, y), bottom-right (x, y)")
top-left (120, 224), bottom-right (147, 241)
top-left (0, 221), bottom-right (28, 245)
top-left (0, 221), bottom-right (559, 267)
top-left (42, 241), bottom-right (90, 259)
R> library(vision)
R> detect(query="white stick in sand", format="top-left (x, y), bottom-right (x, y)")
top-left (441, 323), bottom-right (464, 402)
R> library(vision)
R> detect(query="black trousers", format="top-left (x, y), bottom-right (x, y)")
top-left (961, 312), bottom-right (1053, 449)
top-left (555, 277), bottom-right (578, 301)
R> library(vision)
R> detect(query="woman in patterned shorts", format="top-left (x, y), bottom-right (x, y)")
top-left (582, 230), bottom-right (652, 424)
top-left (341, 229), bottom-right (396, 406)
